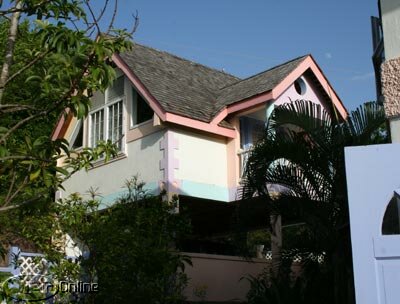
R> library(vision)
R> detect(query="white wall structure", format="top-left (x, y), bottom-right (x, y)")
top-left (345, 143), bottom-right (400, 304)
top-left (381, 0), bottom-right (400, 61)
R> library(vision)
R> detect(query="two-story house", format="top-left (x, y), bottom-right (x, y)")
top-left (52, 43), bottom-right (346, 208)
top-left (50, 43), bottom-right (348, 302)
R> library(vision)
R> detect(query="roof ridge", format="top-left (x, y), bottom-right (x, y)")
top-left (217, 54), bottom-right (309, 91)
top-left (132, 42), bottom-right (240, 81)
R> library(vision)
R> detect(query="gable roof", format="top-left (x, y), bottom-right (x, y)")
top-left (215, 55), bottom-right (308, 110)
top-left (53, 43), bottom-right (347, 140)
top-left (119, 44), bottom-right (313, 123)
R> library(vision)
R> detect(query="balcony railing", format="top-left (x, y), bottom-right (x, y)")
top-left (238, 147), bottom-right (252, 179)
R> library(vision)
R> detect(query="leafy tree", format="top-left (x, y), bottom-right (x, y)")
top-left (0, 0), bottom-right (136, 256)
top-left (242, 100), bottom-right (388, 304)
top-left (57, 177), bottom-right (191, 303)
top-left (0, 178), bottom-right (191, 303)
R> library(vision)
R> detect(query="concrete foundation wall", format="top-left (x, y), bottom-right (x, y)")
top-left (183, 252), bottom-right (270, 302)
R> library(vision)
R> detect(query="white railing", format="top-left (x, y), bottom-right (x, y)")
top-left (0, 246), bottom-right (46, 276)
top-left (238, 147), bottom-right (252, 179)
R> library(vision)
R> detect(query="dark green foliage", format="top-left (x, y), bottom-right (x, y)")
top-left (0, 178), bottom-right (191, 303)
top-left (242, 100), bottom-right (388, 304)
top-left (246, 261), bottom-right (333, 304)
top-left (57, 177), bottom-right (191, 304)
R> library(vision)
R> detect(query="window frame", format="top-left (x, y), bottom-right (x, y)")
top-left (70, 119), bottom-right (84, 150)
top-left (129, 88), bottom-right (154, 129)
top-left (88, 75), bottom-right (127, 154)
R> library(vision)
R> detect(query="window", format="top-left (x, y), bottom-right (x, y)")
top-left (71, 120), bottom-right (84, 149)
top-left (90, 109), bottom-right (104, 147)
top-left (89, 76), bottom-right (125, 152)
top-left (294, 77), bottom-right (307, 95)
top-left (131, 88), bottom-right (153, 127)
top-left (240, 116), bottom-right (265, 149)
top-left (108, 101), bottom-right (123, 150)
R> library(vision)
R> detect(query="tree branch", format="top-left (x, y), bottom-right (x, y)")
top-left (0, 0), bottom-right (52, 16)
top-left (3, 164), bottom-right (31, 207)
top-left (0, 104), bottom-right (36, 113)
top-left (2, 48), bottom-right (52, 88)
top-left (0, 110), bottom-right (48, 143)
top-left (96, 0), bottom-right (110, 24)
top-left (5, 170), bottom-right (17, 204)
top-left (0, 155), bottom-right (52, 162)
top-left (0, 196), bottom-right (43, 212)
top-left (130, 10), bottom-right (139, 36)
top-left (0, 0), bottom-right (22, 104)
top-left (84, 0), bottom-right (102, 35)
top-left (107, 0), bottom-right (118, 34)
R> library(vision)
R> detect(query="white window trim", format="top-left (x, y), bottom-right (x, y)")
top-left (88, 76), bottom-right (127, 155)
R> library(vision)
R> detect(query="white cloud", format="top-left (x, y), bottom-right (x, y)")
top-left (350, 72), bottom-right (375, 81)
top-left (325, 52), bottom-right (332, 59)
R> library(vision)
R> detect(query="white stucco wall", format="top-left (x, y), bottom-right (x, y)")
top-left (381, 0), bottom-right (400, 60)
top-left (345, 143), bottom-right (400, 304)
top-left (61, 129), bottom-right (165, 204)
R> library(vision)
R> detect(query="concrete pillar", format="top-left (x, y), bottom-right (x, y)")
top-left (381, 57), bottom-right (400, 142)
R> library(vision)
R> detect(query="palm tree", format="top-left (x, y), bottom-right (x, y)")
top-left (241, 100), bottom-right (388, 304)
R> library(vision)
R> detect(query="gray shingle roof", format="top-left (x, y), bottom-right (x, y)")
top-left (120, 43), bottom-right (308, 123)
top-left (120, 43), bottom-right (239, 122)
top-left (214, 55), bottom-right (308, 111)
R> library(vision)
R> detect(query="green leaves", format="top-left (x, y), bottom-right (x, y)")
top-left (0, 0), bottom-right (133, 210)
top-left (0, 145), bottom-right (8, 158)
top-left (29, 168), bottom-right (41, 181)
top-left (55, 177), bottom-right (190, 303)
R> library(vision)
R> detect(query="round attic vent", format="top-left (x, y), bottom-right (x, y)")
top-left (294, 77), bottom-right (307, 95)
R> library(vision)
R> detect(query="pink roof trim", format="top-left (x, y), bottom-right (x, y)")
top-left (213, 55), bottom-right (347, 123)
top-left (52, 54), bottom-right (347, 141)
top-left (113, 53), bottom-right (235, 138)
top-left (165, 112), bottom-right (236, 138)
top-left (51, 109), bottom-right (71, 140)
top-left (112, 53), bottom-right (166, 120)
top-left (272, 55), bottom-right (347, 119)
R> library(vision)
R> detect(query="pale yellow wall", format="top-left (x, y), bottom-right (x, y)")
top-left (174, 129), bottom-right (228, 187)
top-left (61, 129), bottom-right (165, 200)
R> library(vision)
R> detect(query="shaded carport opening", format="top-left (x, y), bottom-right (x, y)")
top-left (178, 195), bottom-right (271, 256)
top-left (178, 195), bottom-right (305, 256)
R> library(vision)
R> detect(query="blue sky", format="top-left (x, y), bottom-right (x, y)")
top-left (96, 0), bottom-right (378, 111)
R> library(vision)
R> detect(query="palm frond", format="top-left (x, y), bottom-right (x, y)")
top-left (345, 101), bottom-right (387, 145)
top-left (269, 99), bottom-right (332, 134)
